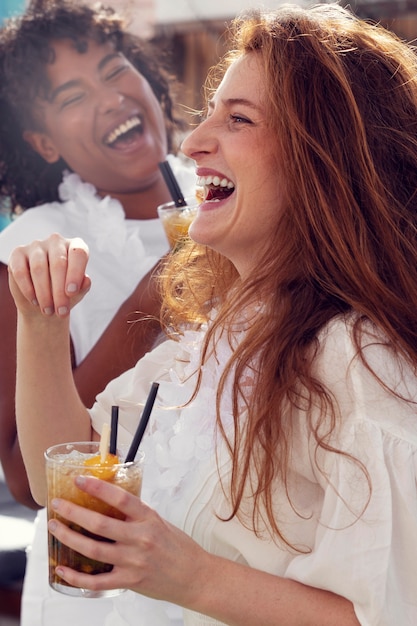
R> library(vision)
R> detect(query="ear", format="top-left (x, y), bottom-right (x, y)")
top-left (23, 130), bottom-right (61, 164)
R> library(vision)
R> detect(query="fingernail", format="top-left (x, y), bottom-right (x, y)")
top-left (48, 520), bottom-right (57, 531)
top-left (67, 283), bottom-right (78, 293)
top-left (51, 499), bottom-right (60, 510)
top-left (75, 475), bottom-right (86, 487)
top-left (57, 306), bottom-right (68, 316)
top-left (43, 307), bottom-right (53, 316)
top-left (32, 299), bottom-right (39, 307)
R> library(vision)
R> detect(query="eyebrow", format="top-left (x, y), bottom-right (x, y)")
top-left (48, 52), bottom-right (123, 103)
top-left (208, 97), bottom-right (261, 111)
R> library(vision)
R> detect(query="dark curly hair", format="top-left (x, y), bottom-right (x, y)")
top-left (0, 0), bottom-right (185, 211)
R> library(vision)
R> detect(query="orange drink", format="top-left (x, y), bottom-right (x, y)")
top-left (45, 441), bottom-right (143, 598)
top-left (157, 196), bottom-right (200, 249)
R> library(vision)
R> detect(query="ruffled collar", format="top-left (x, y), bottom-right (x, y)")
top-left (141, 321), bottom-right (253, 525)
top-left (58, 171), bottom-right (133, 256)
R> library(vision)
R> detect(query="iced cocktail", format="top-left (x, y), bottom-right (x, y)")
top-left (157, 195), bottom-right (200, 249)
top-left (45, 441), bottom-right (143, 598)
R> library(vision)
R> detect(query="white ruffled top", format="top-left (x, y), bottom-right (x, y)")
top-left (89, 315), bottom-right (417, 625)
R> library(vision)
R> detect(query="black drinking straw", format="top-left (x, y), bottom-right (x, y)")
top-left (110, 406), bottom-right (119, 455)
top-left (158, 161), bottom-right (187, 208)
top-left (124, 382), bottom-right (159, 463)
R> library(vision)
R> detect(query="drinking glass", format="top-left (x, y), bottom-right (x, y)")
top-left (157, 195), bottom-right (200, 249)
top-left (45, 441), bottom-right (144, 598)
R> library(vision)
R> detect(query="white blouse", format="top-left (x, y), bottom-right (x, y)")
top-left (89, 316), bottom-right (417, 625)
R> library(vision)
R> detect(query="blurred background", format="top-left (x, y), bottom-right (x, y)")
top-left (2, 0), bottom-right (417, 117)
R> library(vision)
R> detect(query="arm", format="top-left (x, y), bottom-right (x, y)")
top-left (0, 263), bottom-right (39, 508)
top-left (49, 478), bottom-right (360, 626)
top-left (1, 245), bottom-right (162, 506)
top-left (73, 263), bottom-right (162, 409)
top-left (9, 236), bottom-right (95, 506)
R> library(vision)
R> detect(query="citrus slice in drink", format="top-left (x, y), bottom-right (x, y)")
top-left (83, 452), bottom-right (119, 481)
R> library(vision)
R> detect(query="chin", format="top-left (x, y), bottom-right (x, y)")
top-left (188, 224), bottom-right (210, 247)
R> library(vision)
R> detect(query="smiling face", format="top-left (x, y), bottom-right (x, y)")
top-left (181, 53), bottom-right (286, 277)
top-left (25, 38), bottom-right (168, 199)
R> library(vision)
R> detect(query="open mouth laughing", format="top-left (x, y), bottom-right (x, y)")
top-left (104, 115), bottom-right (143, 148)
top-left (197, 174), bottom-right (235, 202)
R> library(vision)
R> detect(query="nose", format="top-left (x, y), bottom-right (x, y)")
top-left (97, 86), bottom-right (125, 115)
top-left (181, 117), bottom-right (217, 160)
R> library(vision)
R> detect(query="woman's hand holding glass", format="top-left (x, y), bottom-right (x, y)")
top-left (8, 234), bottom-right (91, 319)
top-left (47, 475), bottom-right (211, 608)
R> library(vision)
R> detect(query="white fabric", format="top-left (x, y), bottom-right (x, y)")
top-left (24, 516), bottom-right (183, 626)
top-left (0, 155), bottom-right (195, 626)
top-left (87, 315), bottom-right (417, 626)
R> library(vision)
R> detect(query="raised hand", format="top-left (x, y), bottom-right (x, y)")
top-left (8, 234), bottom-right (91, 318)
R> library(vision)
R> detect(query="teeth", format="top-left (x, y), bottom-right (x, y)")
top-left (197, 175), bottom-right (234, 190)
top-left (105, 116), bottom-right (142, 144)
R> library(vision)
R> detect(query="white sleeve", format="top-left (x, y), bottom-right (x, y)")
top-left (286, 318), bottom-right (417, 625)
top-left (286, 422), bottom-right (417, 625)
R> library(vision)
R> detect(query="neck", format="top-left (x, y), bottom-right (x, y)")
top-left (100, 174), bottom-right (175, 220)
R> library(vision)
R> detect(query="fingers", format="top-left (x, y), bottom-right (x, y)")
top-left (48, 515), bottom-right (128, 592)
top-left (53, 562), bottom-right (118, 593)
top-left (48, 479), bottom-right (210, 604)
top-left (49, 508), bottom-right (123, 563)
top-left (48, 236), bottom-right (90, 316)
top-left (47, 481), bottom-right (150, 591)
top-left (65, 238), bottom-right (90, 297)
top-left (70, 475), bottom-right (147, 525)
top-left (8, 234), bottom-right (90, 317)
top-left (39, 235), bottom-right (70, 315)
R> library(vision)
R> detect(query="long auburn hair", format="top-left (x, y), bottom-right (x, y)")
top-left (160, 4), bottom-right (417, 545)
top-left (0, 0), bottom-right (185, 210)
